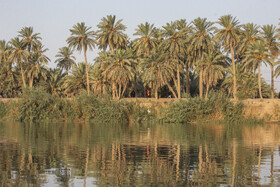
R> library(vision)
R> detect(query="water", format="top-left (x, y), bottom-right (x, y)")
top-left (0, 122), bottom-right (280, 186)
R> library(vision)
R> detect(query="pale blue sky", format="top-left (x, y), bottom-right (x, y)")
top-left (1, 0), bottom-right (280, 89)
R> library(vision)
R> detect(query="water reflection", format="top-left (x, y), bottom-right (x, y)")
top-left (0, 123), bottom-right (280, 186)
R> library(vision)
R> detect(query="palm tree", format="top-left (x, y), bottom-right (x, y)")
top-left (161, 21), bottom-right (188, 99)
top-left (96, 15), bottom-right (127, 54)
top-left (174, 19), bottom-right (193, 95)
top-left (140, 49), bottom-right (175, 99)
top-left (46, 68), bottom-right (66, 95)
top-left (200, 50), bottom-right (226, 98)
top-left (0, 40), bottom-right (10, 64)
top-left (238, 23), bottom-right (260, 56)
top-left (63, 62), bottom-right (94, 96)
top-left (27, 44), bottom-right (49, 88)
top-left (243, 40), bottom-right (270, 99)
top-left (0, 63), bottom-right (19, 97)
top-left (190, 17), bottom-right (215, 98)
top-left (101, 48), bottom-right (136, 99)
top-left (67, 22), bottom-right (96, 95)
top-left (215, 15), bottom-right (241, 100)
top-left (8, 37), bottom-right (29, 88)
top-left (132, 22), bottom-right (158, 57)
top-left (55, 46), bottom-right (76, 74)
top-left (261, 24), bottom-right (279, 98)
top-left (18, 27), bottom-right (42, 52)
top-left (132, 22), bottom-right (158, 98)
top-left (0, 41), bottom-right (19, 96)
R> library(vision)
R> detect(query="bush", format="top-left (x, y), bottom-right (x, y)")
top-left (222, 101), bottom-right (244, 123)
top-left (162, 97), bottom-right (215, 123)
top-left (161, 92), bottom-right (244, 124)
top-left (17, 88), bottom-right (64, 122)
top-left (0, 102), bottom-right (7, 119)
top-left (16, 89), bottom-right (129, 123)
top-left (75, 93), bottom-right (128, 123)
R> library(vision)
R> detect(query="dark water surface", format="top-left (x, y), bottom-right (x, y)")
top-left (0, 122), bottom-right (280, 186)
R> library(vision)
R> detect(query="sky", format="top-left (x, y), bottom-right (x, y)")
top-left (1, 0), bottom-right (280, 90)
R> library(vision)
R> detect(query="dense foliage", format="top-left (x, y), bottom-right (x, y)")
top-left (13, 89), bottom-right (130, 122)
top-left (161, 93), bottom-right (244, 123)
top-left (0, 15), bottom-right (279, 100)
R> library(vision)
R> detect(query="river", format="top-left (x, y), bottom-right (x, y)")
top-left (0, 122), bottom-right (280, 186)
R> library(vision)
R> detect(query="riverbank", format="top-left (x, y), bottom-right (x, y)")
top-left (1, 94), bottom-right (280, 123)
top-left (121, 98), bottom-right (280, 123)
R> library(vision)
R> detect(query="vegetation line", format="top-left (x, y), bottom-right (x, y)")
top-left (1, 15), bottom-right (280, 100)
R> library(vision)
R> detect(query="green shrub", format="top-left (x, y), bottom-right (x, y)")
top-left (162, 97), bottom-right (216, 123)
top-left (222, 101), bottom-right (244, 123)
top-left (75, 94), bottom-right (128, 123)
top-left (0, 102), bottom-right (7, 119)
top-left (17, 88), bottom-right (63, 122)
top-left (162, 92), bottom-right (244, 124)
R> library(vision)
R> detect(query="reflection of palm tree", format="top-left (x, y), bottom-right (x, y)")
top-left (231, 140), bottom-right (237, 187)
top-left (257, 145), bottom-right (262, 185)
top-left (84, 147), bottom-right (89, 187)
top-left (270, 147), bottom-right (274, 185)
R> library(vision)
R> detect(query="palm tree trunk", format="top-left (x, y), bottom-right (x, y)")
top-left (271, 64), bottom-right (274, 99)
top-left (230, 42), bottom-right (237, 100)
top-left (199, 55), bottom-right (204, 99)
top-left (205, 82), bottom-right (209, 99)
top-left (20, 63), bottom-right (26, 88)
top-left (112, 83), bottom-right (115, 99)
top-left (166, 81), bottom-right (178, 98)
top-left (121, 83), bottom-right (127, 96)
top-left (199, 70), bottom-right (203, 98)
top-left (177, 64), bottom-right (181, 99)
top-left (134, 75), bottom-right (138, 98)
top-left (155, 84), bottom-right (158, 99)
top-left (185, 63), bottom-right (190, 95)
top-left (29, 76), bottom-right (33, 88)
top-left (258, 62), bottom-right (263, 99)
top-left (118, 84), bottom-right (121, 99)
top-left (83, 45), bottom-right (90, 96)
